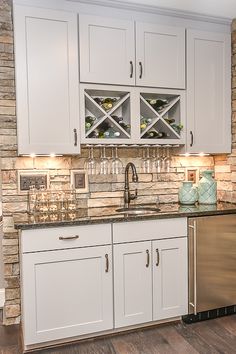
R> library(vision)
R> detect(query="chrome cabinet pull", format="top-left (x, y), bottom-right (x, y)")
top-left (146, 249), bottom-right (150, 267)
top-left (139, 61), bottom-right (143, 79)
top-left (130, 61), bottom-right (133, 78)
top-left (156, 248), bottom-right (160, 266)
top-left (105, 254), bottom-right (109, 273)
top-left (59, 235), bottom-right (79, 240)
top-left (73, 128), bottom-right (78, 146)
top-left (190, 131), bottom-right (194, 147)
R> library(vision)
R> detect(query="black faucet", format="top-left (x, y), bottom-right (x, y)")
top-left (124, 162), bottom-right (138, 208)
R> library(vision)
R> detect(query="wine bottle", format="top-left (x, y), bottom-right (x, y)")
top-left (93, 97), bottom-right (102, 106)
top-left (104, 128), bottom-right (121, 138)
top-left (85, 116), bottom-right (96, 130)
top-left (171, 123), bottom-right (183, 134)
top-left (119, 122), bottom-right (130, 132)
top-left (88, 129), bottom-right (100, 138)
top-left (147, 99), bottom-right (168, 112)
top-left (164, 118), bottom-right (175, 125)
top-left (143, 130), bottom-right (170, 139)
top-left (111, 115), bottom-right (130, 132)
top-left (140, 117), bottom-right (152, 131)
top-left (93, 97), bottom-right (117, 111)
top-left (111, 115), bottom-right (123, 124)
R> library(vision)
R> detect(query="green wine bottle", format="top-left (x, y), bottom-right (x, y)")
top-left (147, 99), bottom-right (168, 112)
top-left (85, 116), bottom-right (96, 130)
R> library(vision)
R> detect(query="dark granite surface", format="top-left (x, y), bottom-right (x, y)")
top-left (14, 202), bottom-right (236, 230)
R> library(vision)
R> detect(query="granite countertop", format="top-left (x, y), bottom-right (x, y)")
top-left (14, 202), bottom-right (236, 230)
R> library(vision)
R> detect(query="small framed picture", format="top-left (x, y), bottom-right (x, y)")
top-left (70, 170), bottom-right (89, 193)
top-left (185, 168), bottom-right (199, 184)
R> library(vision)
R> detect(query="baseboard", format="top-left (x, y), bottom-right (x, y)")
top-left (0, 288), bottom-right (5, 308)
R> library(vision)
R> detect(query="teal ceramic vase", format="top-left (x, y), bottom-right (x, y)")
top-left (179, 181), bottom-right (198, 205)
top-left (198, 170), bottom-right (217, 204)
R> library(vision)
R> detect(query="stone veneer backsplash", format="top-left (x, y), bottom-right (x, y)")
top-left (0, 0), bottom-right (235, 325)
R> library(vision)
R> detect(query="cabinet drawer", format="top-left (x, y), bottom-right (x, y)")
top-left (21, 224), bottom-right (112, 253)
top-left (113, 218), bottom-right (187, 243)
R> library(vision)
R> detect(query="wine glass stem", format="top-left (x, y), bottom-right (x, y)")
top-left (90, 146), bottom-right (94, 159)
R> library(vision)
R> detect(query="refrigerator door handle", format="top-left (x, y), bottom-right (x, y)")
top-left (189, 220), bottom-right (197, 315)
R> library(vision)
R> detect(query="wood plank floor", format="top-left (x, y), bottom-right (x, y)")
top-left (1, 311), bottom-right (236, 354)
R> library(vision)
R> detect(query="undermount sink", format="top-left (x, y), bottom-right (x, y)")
top-left (116, 206), bottom-right (161, 215)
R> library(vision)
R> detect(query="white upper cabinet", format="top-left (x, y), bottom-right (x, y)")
top-left (79, 15), bottom-right (135, 86)
top-left (14, 5), bottom-right (80, 155)
top-left (79, 15), bottom-right (185, 89)
top-left (186, 30), bottom-right (231, 154)
top-left (136, 23), bottom-right (185, 89)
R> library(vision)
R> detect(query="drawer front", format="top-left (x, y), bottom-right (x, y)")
top-left (21, 223), bottom-right (112, 253)
top-left (113, 218), bottom-right (187, 243)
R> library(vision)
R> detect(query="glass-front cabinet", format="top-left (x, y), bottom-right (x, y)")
top-left (80, 84), bottom-right (185, 145)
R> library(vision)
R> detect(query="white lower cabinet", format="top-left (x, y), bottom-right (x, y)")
top-left (152, 238), bottom-right (188, 320)
top-left (21, 219), bottom-right (188, 348)
top-left (22, 245), bottom-right (113, 345)
top-left (114, 237), bottom-right (188, 328)
top-left (113, 241), bottom-right (152, 328)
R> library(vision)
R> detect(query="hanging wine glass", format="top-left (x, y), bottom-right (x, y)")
top-left (111, 146), bottom-right (123, 174)
top-left (160, 146), bottom-right (167, 172)
top-left (151, 145), bottom-right (160, 173)
top-left (98, 145), bottom-right (109, 175)
top-left (163, 145), bottom-right (172, 173)
top-left (84, 145), bottom-right (97, 175)
top-left (141, 145), bottom-right (152, 173)
top-left (156, 146), bottom-right (162, 173)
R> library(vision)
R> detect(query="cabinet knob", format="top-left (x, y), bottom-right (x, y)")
top-left (73, 128), bottom-right (78, 146)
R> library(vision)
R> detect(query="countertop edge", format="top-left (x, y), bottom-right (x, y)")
top-left (14, 205), bottom-right (236, 230)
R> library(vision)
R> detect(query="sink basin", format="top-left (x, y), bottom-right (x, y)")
top-left (116, 206), bottom-right (160, 215)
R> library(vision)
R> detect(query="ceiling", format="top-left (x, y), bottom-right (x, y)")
top-left (104, 0), bottom-right (236, 19)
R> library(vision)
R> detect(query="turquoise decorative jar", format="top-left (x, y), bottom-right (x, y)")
top-left (179, 181), bottom-right (198, 205)
top-left (198, 170), bottom-right (217, 204)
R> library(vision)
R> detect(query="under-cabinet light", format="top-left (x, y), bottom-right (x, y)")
top-left (23, 154), bottom-right (63, 157)
top-left (178, 152), bottom-right (210, 156)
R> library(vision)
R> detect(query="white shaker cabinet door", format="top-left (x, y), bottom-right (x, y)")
top-left (22, 246), bottom-right (113, 345)
top-left (187, 30), bottom-right (231, 153)
top-left (13, 5), bottom-right (80, 155)
top-left (136, 23), bottom-right (185, 89)
top-left (152, 237), bottom-right (188, 321)
top-left (114, 241), bottom-right (152, 328)
top-left (79, 15), bottom-right (135, 85)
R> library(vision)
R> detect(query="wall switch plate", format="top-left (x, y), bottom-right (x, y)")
top-left (18, 170), bottom-right (49, 193)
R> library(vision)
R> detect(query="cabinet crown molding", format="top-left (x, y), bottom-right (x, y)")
top-left (68, 0), bottom-right (232, 25)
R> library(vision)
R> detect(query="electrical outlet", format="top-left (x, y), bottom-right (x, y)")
top-left (186, 168), bottom-right (199, 184)
top-left (18, 171), bottom-right (49, 192)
